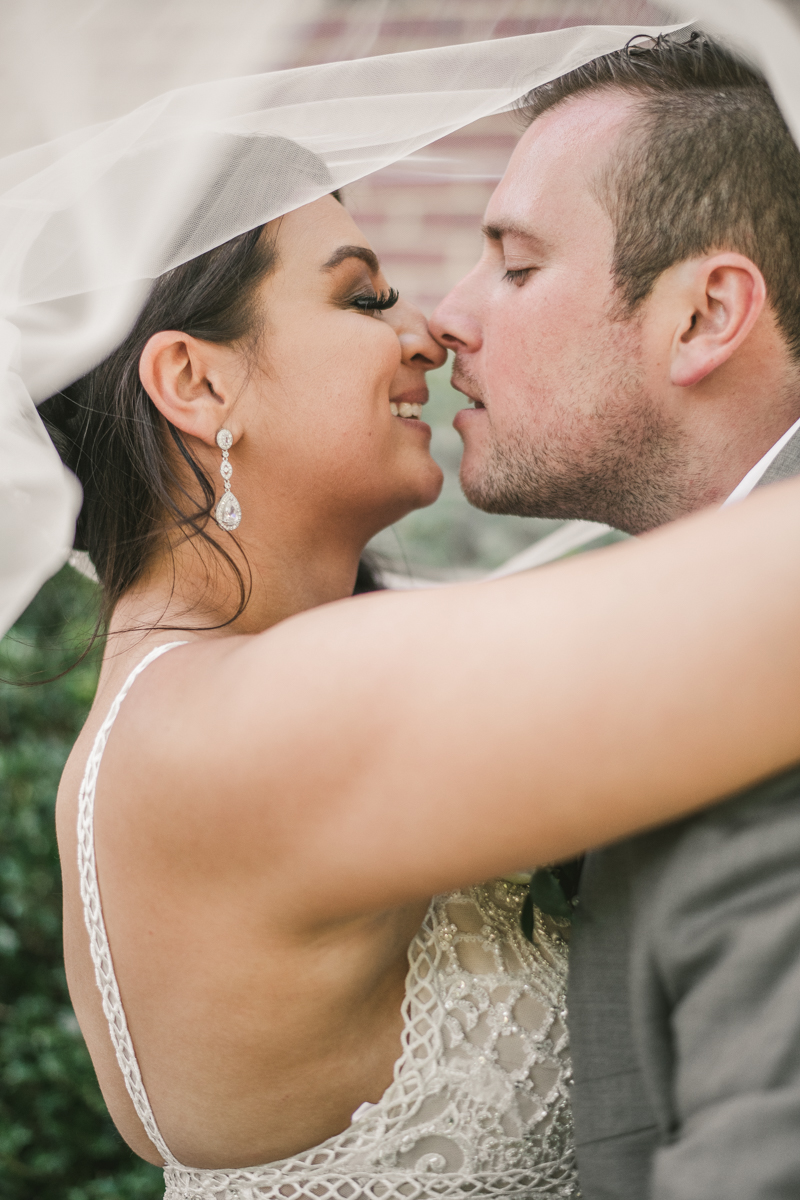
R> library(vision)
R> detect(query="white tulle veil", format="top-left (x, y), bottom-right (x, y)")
top-left (2, 0), bottom-right (800, 635)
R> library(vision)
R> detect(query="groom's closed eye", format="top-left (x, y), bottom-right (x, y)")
top-left (503, 268), bottom-right (534, 287)
top-left (481, 222), bottom-right (548, 284)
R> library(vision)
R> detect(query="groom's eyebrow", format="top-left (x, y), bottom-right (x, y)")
top-left (482, 222), bottom-right (549, 253)
top-left (322, 245), bottom-right (381, 274)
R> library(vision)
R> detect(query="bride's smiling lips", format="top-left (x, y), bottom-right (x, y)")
top-left (389, 385), bottom-right (431, 434)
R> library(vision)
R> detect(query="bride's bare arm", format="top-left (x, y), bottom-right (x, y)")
top-left (122, 478), bottom-right (800, 918)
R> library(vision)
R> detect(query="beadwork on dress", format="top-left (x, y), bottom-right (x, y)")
top-left (78, 645), bottom-right (578, 1199)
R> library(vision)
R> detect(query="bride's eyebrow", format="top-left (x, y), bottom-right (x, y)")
top-left (322, 245), bottom-right (381, 274)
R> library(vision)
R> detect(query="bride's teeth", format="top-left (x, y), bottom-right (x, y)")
top-left (391, 401), bottom-right (423, 418)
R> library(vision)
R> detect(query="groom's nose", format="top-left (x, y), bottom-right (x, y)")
top-left (430, 275), bottom-right (484, 356)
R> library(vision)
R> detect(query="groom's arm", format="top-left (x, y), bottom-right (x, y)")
top-left (646, 765), bottom-right (800, 1200)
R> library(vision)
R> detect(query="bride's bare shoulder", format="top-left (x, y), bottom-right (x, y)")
top-left (55, 630), bottom-right (305, 883)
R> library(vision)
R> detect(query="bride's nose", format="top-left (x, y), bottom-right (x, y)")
top-left (384, 296), bottom-right (447, 372)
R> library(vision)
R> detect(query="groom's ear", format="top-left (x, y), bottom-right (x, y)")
top-left (669, 253), bottom-right (767, 389)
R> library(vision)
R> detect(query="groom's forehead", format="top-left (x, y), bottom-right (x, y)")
top-left (487, 90), bottom-right (636, 228)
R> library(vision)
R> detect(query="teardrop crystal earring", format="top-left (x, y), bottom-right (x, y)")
top-left (214, 428), bottom-right (242, 531)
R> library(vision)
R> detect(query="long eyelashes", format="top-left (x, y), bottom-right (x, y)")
top-left (350, 287), bottom-right (400, 312)
top-left (503, 268), bottom-right (533, 287)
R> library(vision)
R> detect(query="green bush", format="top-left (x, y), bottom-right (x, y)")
top-left (0, 568), bottom-right (163, 1200)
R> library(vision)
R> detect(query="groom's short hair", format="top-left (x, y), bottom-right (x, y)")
top-left (519, 32), bottom-right (800, 359)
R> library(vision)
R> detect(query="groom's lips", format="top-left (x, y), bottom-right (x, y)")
top-left (451, 380), bottom-right (487, 435)
top-left (451, 378), bottom-right (486, 408)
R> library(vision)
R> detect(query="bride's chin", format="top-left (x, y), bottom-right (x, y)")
top-left (371, 467), bottom-right (444, 530)
top-left (408, 461), bottom-right (445, 509)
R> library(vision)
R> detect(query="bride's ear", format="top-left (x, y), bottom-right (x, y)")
top-left (139, 330), bottom-right (233, 445)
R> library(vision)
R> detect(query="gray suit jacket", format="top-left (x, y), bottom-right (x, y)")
top-left (568, 427), bottom-right (800, 1200)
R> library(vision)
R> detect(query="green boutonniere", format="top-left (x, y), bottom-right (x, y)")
top-left (520, 858), bottom-right (583, 942)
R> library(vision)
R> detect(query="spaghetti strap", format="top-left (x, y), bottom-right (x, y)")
top-left (76, 641), bottom-right (188, 1167)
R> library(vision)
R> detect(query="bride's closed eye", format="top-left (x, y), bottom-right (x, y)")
top-left (349, 287), bottom-right (400, 315)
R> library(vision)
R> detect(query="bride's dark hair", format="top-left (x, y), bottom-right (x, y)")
top-left (40, 140), bottom-right (382, 633)
top-left (40, 225), bottom-right (274, 628)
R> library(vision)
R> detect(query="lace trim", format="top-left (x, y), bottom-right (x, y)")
top-left (77, 641), bottom-right (189, 1167)
top-left (165, 1167), bottom-right (576, 1199)
top-left (159, 884), bottom-right (576, 1199)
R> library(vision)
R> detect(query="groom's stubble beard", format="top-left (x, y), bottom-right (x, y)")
top-left (456, 325), bottom-right (703, 536)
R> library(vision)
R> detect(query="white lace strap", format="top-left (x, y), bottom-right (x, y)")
top-left (77, 641), bottom-right (189, 1167)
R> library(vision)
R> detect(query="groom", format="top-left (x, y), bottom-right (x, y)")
top-left (431, 32), bottom-right (800, 1200)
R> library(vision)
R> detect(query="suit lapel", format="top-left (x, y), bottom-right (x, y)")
top-left (757, 425), bottom-right (800, 487)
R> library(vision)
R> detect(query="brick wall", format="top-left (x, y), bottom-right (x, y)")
top-left (344, 117), bottom-right (518, 313)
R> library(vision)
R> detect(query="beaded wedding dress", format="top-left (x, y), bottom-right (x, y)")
top-left (78, 644), bottom-right (577, 1199)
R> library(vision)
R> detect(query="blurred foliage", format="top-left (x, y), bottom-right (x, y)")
top-left (0, 567), bottom-right (163, 1200)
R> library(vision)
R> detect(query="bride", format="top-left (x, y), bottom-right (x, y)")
top-left (47, 191), bottom-right (800, 1198)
